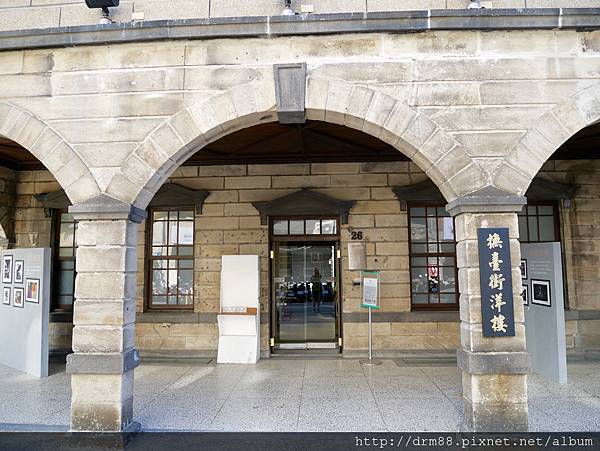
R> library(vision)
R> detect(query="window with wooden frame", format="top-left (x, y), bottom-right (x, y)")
top-left (52, 209), bottom-right (77, 312)
top-left (518, 201), bottom-right (560, 243)
top-left (408, 204), bottom-right (458, 310)
top-left (146, 207), bottom-right (195, 310)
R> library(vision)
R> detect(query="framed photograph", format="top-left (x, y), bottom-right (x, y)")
top-left (531, 279), bottom-right (551, 307)
top-left (25, 278), bottom-right (40, 304)
top-left (14, 260), bottom-right (24, 284)
top-left (13, 287), bottom-right (24, 308)
top-left (521, 285), bottom-right (528, 306)
top-left (2, 254), bottom-right (12, 284)
top-left (520, 259), bottom-right (527, 280)
top-left (2, 287), bottom-right (9, 305)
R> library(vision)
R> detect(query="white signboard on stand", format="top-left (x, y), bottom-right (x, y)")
top-left (0, 248), bottom-right (51, 377)
top-left (521, 242), bottom-right (567, 384)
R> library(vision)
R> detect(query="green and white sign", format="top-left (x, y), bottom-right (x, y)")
top-left (360, 270), bottom-right (380, 309)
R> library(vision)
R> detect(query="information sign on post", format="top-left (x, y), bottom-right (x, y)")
top-left (360, 270), bottom-right (380, 309)
top-left (360, 270), bottom-right (382, 366)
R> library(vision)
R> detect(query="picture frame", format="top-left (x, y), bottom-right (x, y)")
top-left (2, 254), bottom-right (12, 284)
top-left (13, 287), bottom-right (24, 308)
top-left (531, 279), bottom-right (551, 307)
top-left (14, 260), bottom-right (24, 284)
top-left (520, 259), bottom-right (527, 280)
top-left (521, 285), bottom-right (528, 306)
top-left (2, 287), bottom-right (10, 305)
top-left (25, 278), bottom-right (40, 304)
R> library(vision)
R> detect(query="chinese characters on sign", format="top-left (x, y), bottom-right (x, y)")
top-left (360, 270), bottom-right (380, 309)
top-left (478, 228), bottom-right (515, 337)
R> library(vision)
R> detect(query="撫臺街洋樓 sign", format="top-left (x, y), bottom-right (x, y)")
top-left (477, 228), bottom-right (515, 337)
top-left (360, 270), bottom-right (380, 309)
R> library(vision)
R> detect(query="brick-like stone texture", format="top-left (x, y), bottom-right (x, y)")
top-left (12, 160), bottom-right (600, 355)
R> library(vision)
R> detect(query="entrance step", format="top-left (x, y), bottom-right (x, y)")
top-left (271, 348), bottom-right (341, 358)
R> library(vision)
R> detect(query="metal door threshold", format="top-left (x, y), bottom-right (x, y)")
top-left (272, 348), bottom-right (341, 358)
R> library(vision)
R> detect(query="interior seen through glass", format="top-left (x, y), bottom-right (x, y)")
top-left (273, 243), bottom-right (337, 343)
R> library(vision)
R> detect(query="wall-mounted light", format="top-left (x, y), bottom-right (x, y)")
top-left (282, 0), bottom-right (295, 15)
top-left (85, 0), bottom-right (120, 24)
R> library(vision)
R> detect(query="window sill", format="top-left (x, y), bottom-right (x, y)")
top-left (50, 311), bottom-right (73, 323)
top-left (343, 311), bottom-right (459, 323)
top-left (137, 311), bottom-right (206, 324)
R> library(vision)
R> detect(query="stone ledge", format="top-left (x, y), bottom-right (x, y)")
top-left (66, 349), bottom-right (139, 374)
top-left (565, 309), bottom-right (600, 321)
top-left (69, 194), bottom-right (147, 223)
top-left (457, 348), bottom-right (529, 374)
top-left (446, 186), bottom-right (527, 216)
top-left (343, 310), bottom-right (459, 323)
top-left (0, 8), bottom-right (598, 51)
top-left (137, 311), bottom-right (270, 323)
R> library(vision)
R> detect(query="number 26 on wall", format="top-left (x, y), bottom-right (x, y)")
top-left (350, 231), bottom-right (363, 240)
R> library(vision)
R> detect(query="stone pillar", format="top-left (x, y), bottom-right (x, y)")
top-left (447, 188), bottom-right (529, 432)
top-left (66, 195), bottom-right (145, 432)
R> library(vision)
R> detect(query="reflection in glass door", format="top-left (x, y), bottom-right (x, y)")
top-left (272, 242), bottom-right (338, 348)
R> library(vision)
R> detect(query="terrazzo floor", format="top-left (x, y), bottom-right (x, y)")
top-left (0, 358), bottom-right (599, 432)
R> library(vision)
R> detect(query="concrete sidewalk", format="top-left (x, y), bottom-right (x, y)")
top-left (0, 358), bottom-right (599, 432)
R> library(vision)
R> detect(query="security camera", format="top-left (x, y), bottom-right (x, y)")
top-left (85, 0), bottom-right (120, 7)
top-left (85, 0), bottom-right (119, 23)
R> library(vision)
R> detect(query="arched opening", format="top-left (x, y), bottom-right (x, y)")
top-left (0, 130), bottom-right (83, 427)
top-left (509, 116), bottom-right (600, 431)
top-left (124, 118), bottom-right (464, 430)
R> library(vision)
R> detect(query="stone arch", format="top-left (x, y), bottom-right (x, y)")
top-left (492, 83), bottom-right (600, 196)
top-left (0, 101), bottom-right (101, 204)
top-left (117, 77), bottom-right (486, 209)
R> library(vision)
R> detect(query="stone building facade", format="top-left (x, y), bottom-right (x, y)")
top-left (0, 1), bottom-right (599, 434)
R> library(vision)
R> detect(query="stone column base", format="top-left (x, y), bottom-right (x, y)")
top-left (458, 349), bottom-right (529, 432)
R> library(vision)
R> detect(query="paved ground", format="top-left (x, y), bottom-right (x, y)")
top-left (0, 358), bottom-right (599, 432)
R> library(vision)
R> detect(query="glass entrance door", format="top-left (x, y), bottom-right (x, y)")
top-left (272, 242), bottom-right (339, 348)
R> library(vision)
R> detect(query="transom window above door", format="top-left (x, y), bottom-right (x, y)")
top-left (272, 218), bottom-right (338, 236)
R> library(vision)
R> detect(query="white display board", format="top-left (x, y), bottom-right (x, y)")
top-left (0, 248), bottom-right (51, 377)
top-left (220, 255), bottom-right (260, 309)
top-left (217, 255), bottom-right (260, 364)
top-left (521, 242), bottom-right (567, 384)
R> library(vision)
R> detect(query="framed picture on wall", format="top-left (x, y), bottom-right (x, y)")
top-left (521, 285), bottom-right (528, 306)
top-left (520, 259), bottom-right (527, 280)
top-left (531, 279), bottom-right (551, 307)
top-left (13, 287), bottom-right (24, 308)
top-left (2, 287), bottom-right (9, 305)
top-left (25, 279), bottom-right (40, 304)
top-left (2, 255), bottom-right (12, 284)
top-left (14, 260), bottom-right (24, 284)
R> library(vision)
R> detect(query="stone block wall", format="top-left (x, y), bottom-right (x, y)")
top-left (8, 159), bottom-right (600, 356)
top-left (134, 161), bottom-right (437, 355)
top-left (14, 170), bottom-right (58, 248)
top-left (0, 165), bottom-right (16, 247)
